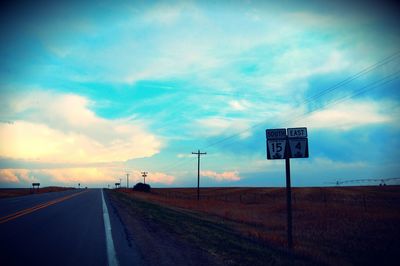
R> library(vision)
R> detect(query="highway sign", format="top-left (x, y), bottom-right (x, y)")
top-left (267, 139), bottom-right (287, 159)
top-left (264, 126), bottom-right (309, 250)
top-left (266, 128), bottom-right (286, 139)
top-left (288, 138), bottom-right (309, 158)
top-left (266, 127), bottom-right (309, 159)
top-left (287, 127), bottom-right (307, 138)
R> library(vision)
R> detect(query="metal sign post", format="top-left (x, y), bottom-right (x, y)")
top-left (266, 127), bottom-right (309, 250)
top-left (32, 183), bottom-right (40, 193)
top-left (285, 156), bottom-right (293, 249)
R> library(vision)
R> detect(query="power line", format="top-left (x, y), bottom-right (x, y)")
top-left (302, 51), bottom-right (400, 105)
top-left (218, 71), bottom-right (400, 151)
top-left (203, 54), bottom-right (400, 150)
top-left (279, 70), bottom-right (400, 126)
top-left (205, 69), bottom-right (400, 150)
top-left (154, 53), bottom-right (400, 132)
top-left (155, 51), bottom-right (400, 173)
top-left (213, 72), bottom-right (400, 154)
top-left (161, 71), bottom-right (400, 174)
top-left (158, 153), bottom-right (196, 173)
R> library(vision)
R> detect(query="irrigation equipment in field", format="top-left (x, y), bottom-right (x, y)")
top-left (327, 177), bottom-right (400, 186)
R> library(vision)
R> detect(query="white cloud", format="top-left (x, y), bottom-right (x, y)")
top-left (0, 169), bottom-right (38, 184)
top-left (0, 169), bottom-right (20, 183)
top-left (41, 168), bottom-right (115, 184)
top-left (228, 100), bottom-right (251, 111)
top-left (201, 170), bottom-right (241, 182)
top-left (36, 0), bottom-right (384, 97)
top-left (116, 170), bottom-right (175, 185)
top-left (261, 49), bottom-right (350, 96)
top-left (195, 117), bottom-right (252, 139)
top-left (283, 11), bottom-right (335, 28)
top-left (145, 171), bottom-right (175, 185)
top-left (310, 157), bottom-right (367, 169)
top-left (296, 100), bottom-right (392, 130)
top-left (177, 153), bottom-right (192, 158)
top-left (0, 168), bottom-right (175, 186)
top-left (0, 91), bottom-right (162, 163)
top-left (142, 3), bottom-right (184, 25)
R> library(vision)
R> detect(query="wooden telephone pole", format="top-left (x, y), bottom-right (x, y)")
top-left (192, 150), bottom-right (206, 200)
top-left (126, 172), bottom-right (130, 188)
top-left (141, 171), bottom-right (148, 184)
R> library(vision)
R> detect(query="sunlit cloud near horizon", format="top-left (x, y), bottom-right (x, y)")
top-left (1, 0), bottom-right (399, 188)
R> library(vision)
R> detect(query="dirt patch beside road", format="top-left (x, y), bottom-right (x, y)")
top-left (107, 190), bottom-right (223, 266)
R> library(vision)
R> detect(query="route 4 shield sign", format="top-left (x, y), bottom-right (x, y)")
top-left (267, 139), bottom-right (287, 159)
top-left (288, 138), bottom-right (309, 158)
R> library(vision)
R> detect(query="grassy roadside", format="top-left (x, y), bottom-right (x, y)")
top-left (108, 190), bottom-right (319, 266)
top-left (115, 186), bottom-right (400, 265)
top-left (0, 187), bottom-right (76, 199)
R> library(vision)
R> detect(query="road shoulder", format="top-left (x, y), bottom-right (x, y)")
top-left (106, 189), bottom-right (225, 266)
top-left (104, 189), bottom-right (145, 266)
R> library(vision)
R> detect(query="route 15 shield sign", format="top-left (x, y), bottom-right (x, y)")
top-left (267, 139), bottom-right (287, 160)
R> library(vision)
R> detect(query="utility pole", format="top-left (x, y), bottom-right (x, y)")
top-left (192, 150), bottom-right (206, 200)
top-left (141, 171), bottom-right (148, 184)
top-left (126, 172), bottom-right (130, 188)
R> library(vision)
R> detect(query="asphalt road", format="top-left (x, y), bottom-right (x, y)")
top-left (0, 189), bottom-right (142, 266)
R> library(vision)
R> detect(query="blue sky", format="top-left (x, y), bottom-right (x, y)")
top-left (0, 0), bottom-right (399, 188)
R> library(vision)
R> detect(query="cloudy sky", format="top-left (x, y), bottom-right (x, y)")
top-left (1, 0), bottom-right (399, 188)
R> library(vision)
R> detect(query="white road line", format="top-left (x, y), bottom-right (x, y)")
top-left (101, 189), bottom-right (119, 266)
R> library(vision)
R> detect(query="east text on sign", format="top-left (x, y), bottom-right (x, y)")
top-left (287, 127), bottom-right (307, 138)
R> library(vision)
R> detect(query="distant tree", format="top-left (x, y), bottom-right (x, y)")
top-left (133, 182), bottom-right (151, 192)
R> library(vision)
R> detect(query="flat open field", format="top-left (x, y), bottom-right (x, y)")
top-left (117, 186), bottom-right (400, 266)
top-left (0, 187), bottom-right (76, 198)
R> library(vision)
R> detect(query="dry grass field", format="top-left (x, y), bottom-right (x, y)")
top-left (118, 186), bottom-right (400, 266)
top-left (0, 186), bottom-right (76, 198)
